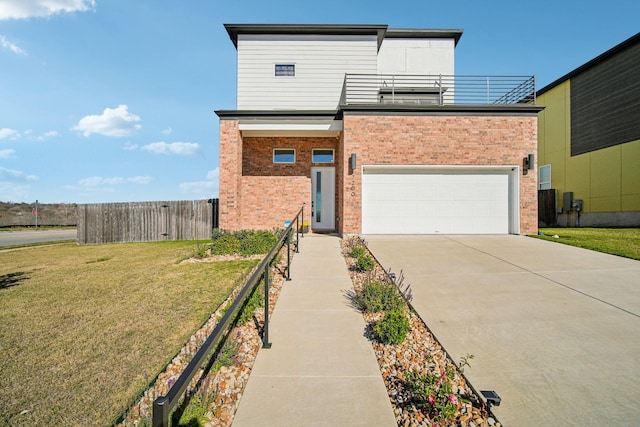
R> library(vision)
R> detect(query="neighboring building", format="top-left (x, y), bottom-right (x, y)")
top-left (537, 32), bottom-right (640, 227)
top-left (216, 24), bottom-right (541, 235)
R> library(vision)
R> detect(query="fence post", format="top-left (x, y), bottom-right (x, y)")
top-left (301, 204), bottom-right (305, 237)
top-left (152, 396), bottom-right (170, 427)
top-left (262, 263), bottom-right (272, 349)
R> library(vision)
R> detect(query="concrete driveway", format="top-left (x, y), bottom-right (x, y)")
top-left (364, 235), bottom-right (640, 426)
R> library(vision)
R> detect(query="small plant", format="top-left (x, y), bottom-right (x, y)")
top-left (354, 253), bottom-right (375, 272)
top-left (237, 285), bottom-right (264, 325)
top-left (213, 337), bottom-right (239, 372)
top-left (192, 242), bottom-right (208, 259)
top-left (372, 308), bottom-right (410, 345)
top-left (175, 392), bottom-right (213, 426)
top-left (356, 279), bottom-right (404, 313)
top-left (349, 246), bottom-right (366, 259)
top-left (405, 354), bottom-right (474, 423)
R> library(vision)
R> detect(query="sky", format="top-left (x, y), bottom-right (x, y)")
top-left (0, 0), bottom-right (638, 204)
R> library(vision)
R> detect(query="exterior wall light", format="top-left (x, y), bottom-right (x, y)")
top-left (349, 153), bottom-right (357, 172)
top-left (523, 153), bottom-right (534, 175)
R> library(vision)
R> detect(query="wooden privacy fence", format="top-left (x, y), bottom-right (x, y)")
top-left (538, 189), bottom-right (556, 227)
top-left (77, 199), bottom-right (219, 244)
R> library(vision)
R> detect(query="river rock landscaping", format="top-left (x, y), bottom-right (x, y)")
top-left (120, 234), bottom-right (500, 426)
top-left (341, 236), bottom-right (500, 427)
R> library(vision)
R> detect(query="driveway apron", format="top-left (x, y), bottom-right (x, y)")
top-left (364, 234), bottom-right (640, 426)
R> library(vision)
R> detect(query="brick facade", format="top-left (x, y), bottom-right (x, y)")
top-left (340, 114), bottom-right (539, 235)
top-left (219, 114), bottom-right (538, 235)
top-left (219, 127), bottom-right (338, 230)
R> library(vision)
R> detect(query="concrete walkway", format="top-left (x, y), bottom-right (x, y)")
top-left (232, 234), bottom-right (396, 426)
top-left (365, 235), bottom-right (640, 427)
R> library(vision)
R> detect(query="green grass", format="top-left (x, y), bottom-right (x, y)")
top-left (534, 228), bottom-right (640, 260)
top-left (0, 241), bottom-right (258, 426)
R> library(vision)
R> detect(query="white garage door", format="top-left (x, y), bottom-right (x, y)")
top-left (362, 169), bottom-right (511, 234)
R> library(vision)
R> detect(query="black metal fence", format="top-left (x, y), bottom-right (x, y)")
top-left (152, 205), bottom-right (305, 427)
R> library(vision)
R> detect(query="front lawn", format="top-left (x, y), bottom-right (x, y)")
top-left (0, 241), bottom-right (258, 426)
top-left (534, 228), bottom-right (640, 260)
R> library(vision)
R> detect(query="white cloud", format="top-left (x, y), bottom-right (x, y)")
top-left (78, 175), bottom-right (152, 187)
top-left (179, 168), bottom-right (219, 198)
top-left (29, 130), bottom-right (59, 141)
top-left (162, 127), bottom-right (172, 135)
top-left (0, 0), bottom-right (96, 20)
top-left (141, 141), bottom-right (199, 155)
top-left (0, 182), bottom-right (30, 202)
top-left (0, 166), bottom-right (38, 181)
top-left (72, 104), bottom-right (142, 137)
top-left (0, 35), bottom-right (26, 55)
top-left (0, 148), bottom-right (15, 158)
top-left (123, 143), bottom-right (138, 151)
top-left (0, 127), bottom-right (19, 140)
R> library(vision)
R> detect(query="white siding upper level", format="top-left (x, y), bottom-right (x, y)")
top-left (228, 25), bottom-right (461, 111)
top-left (377, 38), bottom-right (455, 76)
top-left (237, 34), bottom-right (378, 110)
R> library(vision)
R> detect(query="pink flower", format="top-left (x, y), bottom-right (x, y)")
top-left (428, 395), bottom-right (435, 405)
top-left (448, 394), bottom-right (459, 405)
top-left (437, 378), bottom-right (442, 386)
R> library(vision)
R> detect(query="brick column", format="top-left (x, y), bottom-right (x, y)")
top-left (219, 119), bottom-right (242, 230)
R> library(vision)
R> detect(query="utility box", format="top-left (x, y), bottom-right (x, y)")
top-left (572, 199), bottom-right (583, 212)
top-left (563, 192), bottom-right (574, 212)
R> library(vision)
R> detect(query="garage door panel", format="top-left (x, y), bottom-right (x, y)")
top-left (362, 170), bottom-right (512, 234)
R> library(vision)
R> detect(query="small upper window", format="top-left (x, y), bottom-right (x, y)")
top-left (275, 64), bottom-right (295, 77)
top-left (312, 149), bottom-right (334, 163)
top-left (274, 148), bottom-right (295, 164)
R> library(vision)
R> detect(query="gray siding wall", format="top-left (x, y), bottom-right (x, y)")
top-left (571, 41), bottom-right (640, 156)
top-left (237, 34), bottom-right (378, 110)
top-left (377, 38), bottom-right (455, 75)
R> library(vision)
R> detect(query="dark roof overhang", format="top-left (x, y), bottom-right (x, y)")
top-left (340, 104), bottom-right (544, 116)
top-left (385, 28), bottom-right (463, 46)
top-left (224, 24), bottom-right (388, 50)
top-left (537, 32), bottom-right (640, 96)
top-left (215, 109), bottom-right (343, 120)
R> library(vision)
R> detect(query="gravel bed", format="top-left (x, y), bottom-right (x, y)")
top-left (341, 237), bottom-right (501, 427)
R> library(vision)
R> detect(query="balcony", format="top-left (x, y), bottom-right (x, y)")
top-left (341, 74), bottom-right (536, 106)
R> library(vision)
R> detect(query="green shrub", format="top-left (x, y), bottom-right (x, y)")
top-left (239, 230), bottom-right (278, 256)
top-left (210, 229), bottom-right (279, 256)
top-left (209, 232), bottom-right (240, 255)
top-left (373, 308), bottom-right (410, 345)
top-left (349, 246), bottom-right (366, 259)
top-left (354, 254), bottom-right (375, 272)
top-left (356, 280), bottom-right (404, 313)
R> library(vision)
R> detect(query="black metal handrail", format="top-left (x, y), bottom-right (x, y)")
top-left (152, 205), bottom-right (305, 427)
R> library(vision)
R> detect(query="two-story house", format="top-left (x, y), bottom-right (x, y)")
top-left (216, 24), bottom-right (542, 235)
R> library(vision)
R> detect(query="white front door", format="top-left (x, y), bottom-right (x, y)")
top-left (310, 167), bottom-right (335, 231)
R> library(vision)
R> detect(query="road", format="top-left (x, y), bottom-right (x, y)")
top-left (0, 229), bottom-right (77, 247)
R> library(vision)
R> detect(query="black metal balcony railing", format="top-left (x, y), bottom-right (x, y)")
top-left (341, 74), bottom-right (536, 106)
